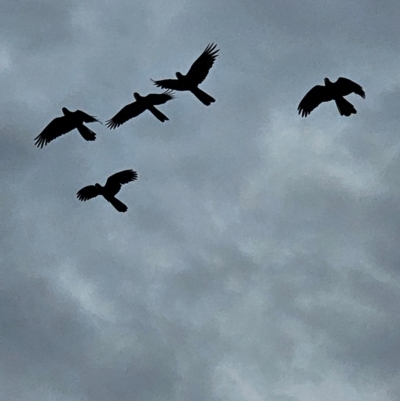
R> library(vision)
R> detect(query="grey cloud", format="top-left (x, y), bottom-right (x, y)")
top-left (0, 1), bottom-right (75, 51)
top-left (2, 0), bottom-right (400, 400)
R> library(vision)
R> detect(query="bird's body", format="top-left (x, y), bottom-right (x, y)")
top-left (106, 91), bottom-right (175, 129)
top-left (76, 170), bottom-right (138, 212)
top-left (298, 77), bottom-right (365, 117)
top-left (151, 43), bottom-right (219, 106)
top-left (34, 108), bottom-right (101, 148)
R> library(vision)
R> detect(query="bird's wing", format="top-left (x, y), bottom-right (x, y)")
top-left (145, 90), bottom-right (175, 105)
top-left (76, 185), bottom-right (101, 201)
top-left (75, 110), bottom-right (103, 124)
top-left (151, 78), bottom-right (186, 91)
top-left (105, 102), bottom-right (146, 129)
top-left (186, 43), bottom-right (219, 85)
top-left (34, 116), bottom-right (75, 148)
top-left (297, 85), bottom-right (332, 117)
top-left (334, 77), bottom-right (365, 98)
top-left (105, 169), bottom-right (138, 194)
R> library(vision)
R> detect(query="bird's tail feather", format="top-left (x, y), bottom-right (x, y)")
top-left (148, 105), bottom-right (169, 122)
top-left (335, 97), bottom-right (357, 116)
top-left (191, 88), bottom-right (215, 106)
top-left (77, 125), bottom-right (96, 141)
top-left (108, 197), bottom-right (128, 213)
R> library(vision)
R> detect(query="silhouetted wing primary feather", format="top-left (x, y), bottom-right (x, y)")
top-left (145, 90), bottom-right (175, 105)
top-left (186, 43), bottom-right (219, 85)
top-left (76, 185), bottom-right (101, 201)
top-left (105, 169), bottom-right (138, 194)
top-left (74, 110), bottom-right (102, 124)
top-left (298, 85), bottom-right (333, 117)
top-left (151, 79), bottom-right (187, 91)
top-left (106, 102), bottom-right (147, 129)
top-left (334, 77), bottom-right (365, 98)
top-left (34, 116), bottom-right (75, 148)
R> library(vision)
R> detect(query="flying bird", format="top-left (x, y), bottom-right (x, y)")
top-left (34, 108), bottom-right (101, 148)
top-left (76, 169), bottom-right (138, 213)
top-left (151, 43), bottom-right (219, 106)
top-left (105, 90), bottom-right (175, 129)
top-left (298, 77), bottom-right (365, 117)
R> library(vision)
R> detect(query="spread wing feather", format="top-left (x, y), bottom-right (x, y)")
top-left (74, 110), bottom-right (102, 124)
top-left (186, 43), bottom-right (219, 85)
top-left (151, 79), bottom-right (187, 91)
top-left (106, 102), bottom-right (147, 129)
top-left (334, 77), bottom-right (365, 98)
top-left (76, 185), bottom-right (101, 201)
top-left (145, 90), bottom-right (175, 105)
top-left (34, 116), bottom-right (76, 148)
top-left (297, 85), bottom-right (333, 117)
top-left (105, 170), bottom-right (138, 195)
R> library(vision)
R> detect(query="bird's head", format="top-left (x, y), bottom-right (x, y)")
top-left (95, 183), bottom-right (102, 190)
top-left (175, 72), bottom-right (183, 79)
top-left (61, 107), bottom-right (70, 115)
top-left (133, 92), bottom-right (141, 100)
top-left (324, 78), bottom-right (332, 85)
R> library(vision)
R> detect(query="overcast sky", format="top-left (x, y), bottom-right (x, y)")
top-left (1, 1), bottom-right (400, 400)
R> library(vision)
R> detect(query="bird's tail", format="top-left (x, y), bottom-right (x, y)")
top-left (335, 97), bottom-right (357, 116)
top-left (108, 197), bottom-right (128, 213)
top-left (77, 125), bottom-right (97, 141)
top-left (148, 105), bottom-right (169, 122)
top-left (191, 88), bottom-right (215, 106)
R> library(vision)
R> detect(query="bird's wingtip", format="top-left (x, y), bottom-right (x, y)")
top-left (205, 42), bottom-right (219, 55)
top-left (105, 120), bottom-right (116, 130)
top-left (151, 78), bottom-right (163, 88)
top-left (34, 136), bottom-right (45, 148)
top-left (164, 89), bottom-right (176, 98)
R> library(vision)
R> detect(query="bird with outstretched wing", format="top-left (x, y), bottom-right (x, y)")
top-left (151, 43), bottom-right (219, 106)
top-left (298, 77), bottom-right (365, 117)
top-left (106, 90), bottom-right (175, 129)
top-left (77, 169), bottom-right (138, 213)
top-left (34, 108), bottom-right (101, 148)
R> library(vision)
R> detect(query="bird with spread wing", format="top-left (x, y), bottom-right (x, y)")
top-left (34, 108), bottom-right (101, 148)
top-left (151, 43), bottom-right (219, 106)
top-left (76, 169), bottom-right (138, 213)
top-left (105, 90), bottom-right (175, 129)
top-left (298, 77), bottom-right (365, 117)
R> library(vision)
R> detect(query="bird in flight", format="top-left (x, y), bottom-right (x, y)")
top-left (76, 169), bottom-right (138, 213)
top-left (34, 108), bottom-right (101, 148)
top-left (151, 43), bottom-right (219, 106)
top-left (105, 90), bottom-right (175, 129)
top-left (298, 77), bottom-right (365, 117)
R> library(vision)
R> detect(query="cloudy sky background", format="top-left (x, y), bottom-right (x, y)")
top-left (1, 1), bottom-right (400, 400)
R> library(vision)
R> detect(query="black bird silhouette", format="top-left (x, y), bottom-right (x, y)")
top-left (77, 169), bottom-right (138, 213)
top-left (151, 43), bottom-right (219, 106)
top-left (106, 90), bottom-right (175, 129)
top-left (34, 108), bottom-right (101, 148)
top-left (298, 77), bottom-right (365, 117)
